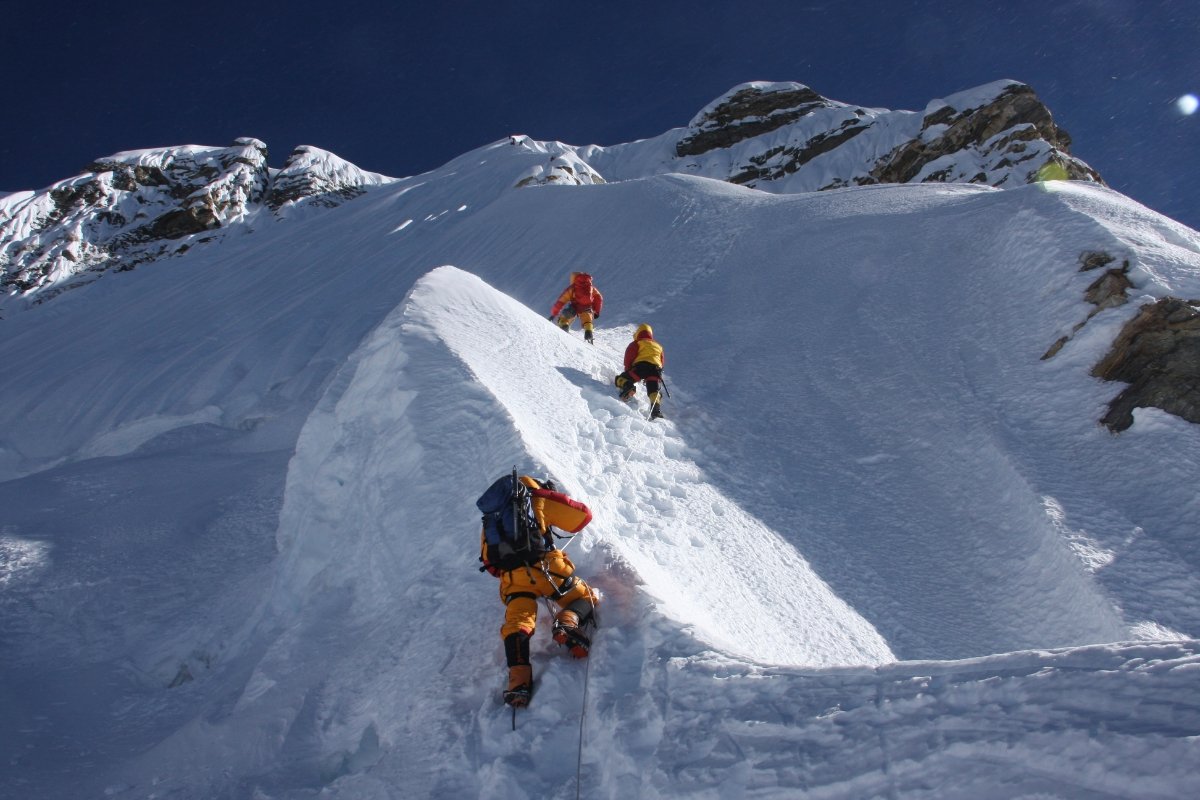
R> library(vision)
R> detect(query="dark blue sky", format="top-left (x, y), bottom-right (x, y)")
top-left (5, 1), bottom-right (1198, 228)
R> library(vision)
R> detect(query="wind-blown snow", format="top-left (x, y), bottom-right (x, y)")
top-left (2, 137), bottom-right (1199, 798)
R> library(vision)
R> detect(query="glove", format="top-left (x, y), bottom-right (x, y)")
top-left (549, 314), bottom-right (557, 321)
top-left (593, 312), bottom-right (599, 320)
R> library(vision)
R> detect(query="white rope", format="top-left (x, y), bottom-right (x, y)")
top-left (538, 586), bottom-right (591, 800)
top-left (541, 521), bottom-right (588, 797)
top-left (575, 643), bottom-right (591, 800)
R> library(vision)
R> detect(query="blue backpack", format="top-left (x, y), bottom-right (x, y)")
top-left (477, 470), bottom-right (547, 570)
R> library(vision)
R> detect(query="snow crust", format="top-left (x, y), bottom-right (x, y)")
top-left (2, 136), bottom-right (1199, 798)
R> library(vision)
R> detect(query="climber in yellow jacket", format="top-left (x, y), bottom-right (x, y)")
top-left (615, 323), bottom-right (666, 419)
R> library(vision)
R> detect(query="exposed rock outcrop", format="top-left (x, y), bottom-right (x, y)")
top-left (870, 83), bottom-right (1101, 187)
top-left (1083, 261), bottom-right (1134, 310)
top-left (676, 84), bottom-right (836, 157)
top-left (590, 80), bottom-right (1104, 195)
top-left (1040, 252), bottom-right (1200, 431)
top-left (1042, 251), bottom-right (1132, 356)
top-left (1093, 298), bottom-right (1200, 431)
top-left (1, 139), bottom-right (269, 299)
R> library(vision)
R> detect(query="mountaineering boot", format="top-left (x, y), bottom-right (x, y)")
top-left (504, 665), bottom-right (533, 707)
top-left (552, 600), bottom-right (594, 658)
top-left (584, 328), bottom-right (594, 344)
top-left (552, 612), bottom-right (591, 658)
top-left (615, 373), bottom-right (637, 402)
top-left (616, 376), bottom-right (635, 402)
top-left (648, 390), bottom-right (664, 419)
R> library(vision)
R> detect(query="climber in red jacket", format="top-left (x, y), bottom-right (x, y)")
top-left (549, 272), bottom-right (604, 343)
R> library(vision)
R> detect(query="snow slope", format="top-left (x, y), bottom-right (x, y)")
top-left (2, 139), bottom-right (1200, 798)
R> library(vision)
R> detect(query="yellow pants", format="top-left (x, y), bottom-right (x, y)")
top-left (557, 309), bottom-right (595, 332)
top-left (615, 371), bottom-right (661, 407)
top-left (498, 549), bottom-right (597, 640)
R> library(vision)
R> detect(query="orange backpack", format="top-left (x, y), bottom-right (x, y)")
top-left (532, 484), bottom-right (592, 534)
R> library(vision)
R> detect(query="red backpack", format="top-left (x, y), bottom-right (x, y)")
top-left (573, 272), bottom-right (593, 304)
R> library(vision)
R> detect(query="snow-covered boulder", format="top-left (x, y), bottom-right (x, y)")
top-left (514, 148), bottom-right (605, 188)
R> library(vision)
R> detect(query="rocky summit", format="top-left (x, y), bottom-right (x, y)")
top-left (583, 79), bottom-right (1101, 193)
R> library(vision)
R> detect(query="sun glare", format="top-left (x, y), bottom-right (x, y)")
top-left (1177, 94), bottom-right (1199, 115)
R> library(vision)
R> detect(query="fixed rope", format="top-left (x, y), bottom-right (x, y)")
top-left (545, 522), bottom-right (589, 794)
top-left (536, 590), bottom-right (591, 799)
top-left (575, 641), bottom-right (591, 800)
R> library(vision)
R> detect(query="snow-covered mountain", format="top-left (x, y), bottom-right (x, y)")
top-left (584, 79), bottom-right (1100, 190)
top-left (0, 139), bottom-right (395, 300)
top-left (2, 80), bottom-right (1199, 799)
top-left (2, 80), bottom-right (1095, 306)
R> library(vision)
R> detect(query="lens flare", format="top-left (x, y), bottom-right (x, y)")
top-left (1177, 94), bottom-right (1199, 115)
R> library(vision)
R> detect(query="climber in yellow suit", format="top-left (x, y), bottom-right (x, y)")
top-left (478, 474), bottom-right (599, 707)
